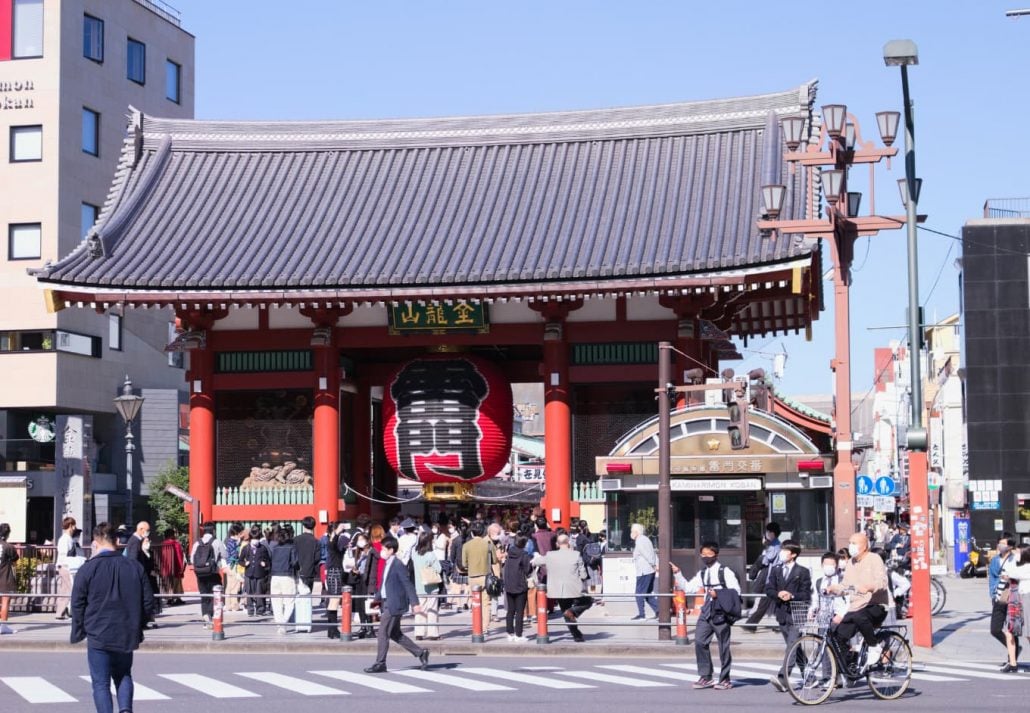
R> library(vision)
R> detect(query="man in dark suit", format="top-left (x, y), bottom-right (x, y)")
top-left (293, 516), bottom-right (321, 633)
top-left (765, 539), bottom-right (812, 692)
top-left (365, 536), bottom-right (429, 673)
top-left (123, 521), bottom-right (160, 625)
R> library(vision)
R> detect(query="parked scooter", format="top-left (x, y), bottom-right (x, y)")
top-left (959, 537), bottom-right (992, 578)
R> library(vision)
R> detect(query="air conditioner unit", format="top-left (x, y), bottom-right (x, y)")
top-left (808, 476), bottom-right (833, 489)
top-left (599, 478), bottom-right (622, 492)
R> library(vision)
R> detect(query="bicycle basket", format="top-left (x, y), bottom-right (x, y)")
top-left (792, 599), bottom-right (834, 631)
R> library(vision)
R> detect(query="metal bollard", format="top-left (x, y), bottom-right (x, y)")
top-left (536, 586), bottom-right (549, 645)
top-left (471, 585), bottom-right (484, 643)
top-left (340, 587), bottom-right (353, 641)
top-left (673, 588), bottom-right (689, 645)
top-left (212, 585), bottom-right (225, 641)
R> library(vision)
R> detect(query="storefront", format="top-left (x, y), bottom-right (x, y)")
top-left (597, 404), bottom-right (833, 580)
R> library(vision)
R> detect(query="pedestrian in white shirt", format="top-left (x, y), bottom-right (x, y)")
top-left (630, 523), bottom-right (659, 620)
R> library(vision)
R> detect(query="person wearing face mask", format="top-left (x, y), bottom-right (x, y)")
top-left (765, 540), bottom-right (811, 692)
top-left (827, 533), bottom-right (889, 671)
top-left (989, 534), bottom-right (1020, 665)
top-left (744, 522), bottom-right (781, 628)
top-left (671, 542), bottom-right (742, 691)
top-left (349, 532), bottom-right (377, 639)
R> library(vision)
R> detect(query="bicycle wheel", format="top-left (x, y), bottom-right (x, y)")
top-left (930, 577), bottom-right (946, 615)
top-left (786, 634), bottom-right (837, 706)
top-left (866, 630), bottom-right (912, 700)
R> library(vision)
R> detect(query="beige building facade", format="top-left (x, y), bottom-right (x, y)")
top-left (1, 0), bottom-right (193, 541)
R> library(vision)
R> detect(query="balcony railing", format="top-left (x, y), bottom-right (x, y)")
top-left (133, 0), bottom-right (182, 27)
top-left (983, 197), bottom-right (1030, 219)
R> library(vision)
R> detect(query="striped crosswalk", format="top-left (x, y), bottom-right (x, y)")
top-left (0, 659), bottom-right (1023, 704)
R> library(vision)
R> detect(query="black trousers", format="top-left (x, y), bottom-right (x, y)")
top-left (557, 596), bottom-right (592, 639)
top-left (834, 604), bottom-right (887, 649)
top-left (695, 615), bottom-right (733, 681)
top-left (197, 573), bottom-right (222, 618)
top-left (375, 609), bottom-right (423, 665)
top-left (990, 600), bottom-right (1018, 652)
top-left (505, 591), bottom-right (528, 636)
top-left (245, 576), bottom-right (268, 613)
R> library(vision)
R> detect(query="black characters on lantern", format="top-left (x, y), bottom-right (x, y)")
top-left (390, 358), bottom-right (490, 481)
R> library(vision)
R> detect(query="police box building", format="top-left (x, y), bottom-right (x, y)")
top-left (31, 82), bottom-right (838, 572)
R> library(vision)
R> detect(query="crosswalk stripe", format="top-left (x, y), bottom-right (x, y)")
top-left (311, 670), bottom-right (430, 693)
top-left (394, 670), bottom-right (515, 691)
top-left (237, 672), bottom-right (347, 696)
top-left (460, 667), bottom-right (594, 689)
top-left (1, 677), bottom-right (76, 704)
top-left (159, 674), bottom-right (259, 698)
top-left (78, 676), bottom-right (169, 701)
top-left (556, 671), bottom-right (674, 687)
top-left (918, 664), bottom-right (1016, 681)
top-left (664, 660), bottom-right (963, 683)
top-left (599, 665), bottom-right (693, 681)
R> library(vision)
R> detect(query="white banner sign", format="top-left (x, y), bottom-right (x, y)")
top-left (670, 478), bottom-right (763, 491)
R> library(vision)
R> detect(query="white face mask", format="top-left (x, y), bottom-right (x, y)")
top-left (432, 527), bottom-right (439, 534)
top-left (779, 551), bottom-right (791, 564)
top-left (822, 565), bottom-right (837, 577)
top-left (848, 543), bottom-right (860, 558)
top-left (355, 539), bottom-right (367, 549)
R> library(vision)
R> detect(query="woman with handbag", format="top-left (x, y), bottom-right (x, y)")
top-left (503, 534), bottom-right (533, 641)
top-left (1000, 544), bottom-right (1030, 673)
top-left (323, 522), bottom-right (347, 639)
top-left (411, 531), bottom-right (443, 640)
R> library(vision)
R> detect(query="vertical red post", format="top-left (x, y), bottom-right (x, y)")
top-left (340, 587), bottom-right (352, 641)
top-left (535, 586), bottom-right (549, 644)
top-left (313, 344), bottom-right (340, 536)
top-left (211, 585), bottom-right (225, 641)
top-left (908, 450), bottom-right (933, 648)
top-left (674, 588), bottom-right (689, 645)
top-left (0, 2), bottom-right (12, 61)
top-left (542, 338), bottom-right (571, 529)
top-left (188, 347), bottom-right (215, 538)
top-left (471, 585), bottom-right (484, 643)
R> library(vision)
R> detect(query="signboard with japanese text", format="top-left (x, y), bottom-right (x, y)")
top-left (389, 301), bottom-right (489, 334)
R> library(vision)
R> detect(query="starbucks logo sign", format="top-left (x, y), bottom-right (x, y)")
top-left (28, 416), bottom-right (55, 443)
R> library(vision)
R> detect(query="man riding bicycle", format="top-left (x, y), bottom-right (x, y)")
top-left (827, 533), bottom-right (890, 670)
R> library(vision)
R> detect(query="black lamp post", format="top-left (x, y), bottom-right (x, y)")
top-left (113, 375), bottom-right (144, 526)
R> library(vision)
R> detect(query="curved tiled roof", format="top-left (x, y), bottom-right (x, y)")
top-left (33, 83), bottom-right (818, 292)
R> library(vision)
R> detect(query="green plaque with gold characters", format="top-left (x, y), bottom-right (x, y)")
top-left (389, 301), bottom-right (489, 334)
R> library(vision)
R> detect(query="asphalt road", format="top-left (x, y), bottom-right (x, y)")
top-left (0, 650), bottom-right (1026, 712)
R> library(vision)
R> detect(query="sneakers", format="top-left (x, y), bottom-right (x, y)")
top-left (512, 635), bottom-right (529, 643)
top-left (0, 623), bottom-right (14, 635)
top-left (630, 615), bottom-right (645, 621)
top-left (507, 634), bottom-right (516, 642)
top-left (769, 676), bottom-right (787, 692)
top-left (276, 626), bottom-right (286, 635)
top-left (713, 679), bottom-right (733, 690)
top-left (692, 677), bottom-right (715, 689)
top-left (864, 644), bottom-right (883, 670)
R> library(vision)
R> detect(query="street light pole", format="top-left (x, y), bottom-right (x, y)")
top-left (885, 38), bottom-right (932, 649)
top-left (656, 341), bottom-right (673, 641)
top-left (113, 376), bottom-right (145, 527)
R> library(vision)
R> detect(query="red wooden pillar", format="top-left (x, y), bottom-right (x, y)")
top-left (350, 381), bottom-right (372, 517)
top-left (313, 344), bottom-right (340, 536)
top-left (188, 347), bottom-right (215, 538)
top-left (542, 336), bottom-right (571, 529)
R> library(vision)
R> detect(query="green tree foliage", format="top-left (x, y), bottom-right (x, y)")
top-left (147, 463), bottom-right (190, 536)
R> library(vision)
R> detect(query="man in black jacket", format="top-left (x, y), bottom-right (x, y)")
top-left (293, 515), bottom-right (321, 633)
top-left (123, 520), bottom-right (160, 623)
top-left (765, 539), bottom-right (812, 692)
top-left (71, 522), bottom-right (154, 713)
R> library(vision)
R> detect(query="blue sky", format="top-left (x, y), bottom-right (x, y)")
top-left (173, 0), bottom-right (1027, 406)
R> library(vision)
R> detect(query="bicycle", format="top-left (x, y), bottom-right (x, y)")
top-left (782, 599), bottom-right (913, 705)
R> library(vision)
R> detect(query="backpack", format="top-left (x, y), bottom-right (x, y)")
top-left (193, 540), bottom-right (217, 576)
top-left (703, 565), bottom-right (743, 624)
top-left (583, 541), bottom-right (603, 570)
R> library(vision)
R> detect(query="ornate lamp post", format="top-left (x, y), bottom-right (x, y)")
top-left (113, 376), bottom-right (144, 526)
top-left (757, 95), bottom-right (917, 553)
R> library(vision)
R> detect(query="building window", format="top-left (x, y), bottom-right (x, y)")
top-left (12, 0), bottom-right (44, 59)
top-left (109, 314), bottom-right (122, 351)
top-left (81, 202), bottom-right (99, 239)
top-left (8, 223), bottom-right (41, 260)
top-left (165, 59), bottom-right (181, 103)
top-left (83, 14), bottom-right (104, 62)
top-left (10, 125), bottom-right (42, 162)
top-left (127, 38), bottom-right (146, 84)
top-left (82, 108), bottom-right (99, 156)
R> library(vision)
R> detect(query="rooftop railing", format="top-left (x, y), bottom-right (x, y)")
top-left (133, 0), bottom-right (182, 27)
top-left (983, 197), bottom-right (1030, 219)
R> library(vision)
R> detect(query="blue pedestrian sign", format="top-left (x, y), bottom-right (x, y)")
top-left (856, 475), bottom-right (874, 495)
top-left (875, 477), bottom-right (896, 496)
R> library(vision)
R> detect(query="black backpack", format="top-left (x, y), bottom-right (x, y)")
top-left (193, 541), bottom-right (217, 576)
top-left (583, 541), bottom-right (603, 569)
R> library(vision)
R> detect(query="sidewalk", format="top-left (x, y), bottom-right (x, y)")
top-left (0, 576), bottom-right (999, 662)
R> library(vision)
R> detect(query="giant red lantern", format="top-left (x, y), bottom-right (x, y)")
top-left (383, 354), bottom-right (513, 484)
